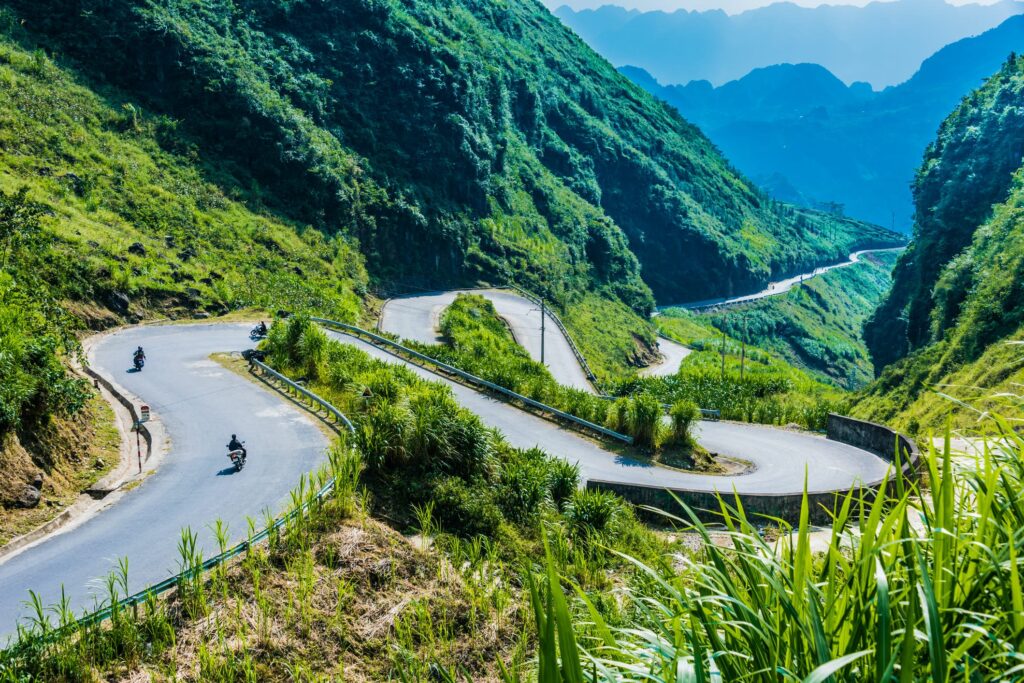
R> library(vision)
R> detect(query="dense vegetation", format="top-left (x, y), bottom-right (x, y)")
top-left (10, 323), bottom-right (1024, 680)
top-left (698, 249), bottom-right (901, 389)
top-left (509, 418), bottom-right (1024, 682)
top-left (864, 54), bottom-right (1024, 372)
top-left (3, 0), bottom-right (899, 307)
top-left (647, 311), bottom-right (849, 430)
top-left (856, 56), bottom-right (1024, 431)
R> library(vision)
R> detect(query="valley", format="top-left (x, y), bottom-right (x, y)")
top-left (0, 0), bottom-right (1023, 680)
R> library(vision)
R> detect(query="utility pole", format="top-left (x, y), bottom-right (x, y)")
top-left (540, 298), bottom-right (546, 365)
top-left (720, 326), bottom-right (726, 380)
top-left (740, 313), bottom-right (747, 382)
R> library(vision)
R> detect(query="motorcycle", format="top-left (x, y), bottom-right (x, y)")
top-left (133, 355), bottom-right (145, 371)
top-left (227, 446), bottom-right (246, 471)
top-left (249, 325), bottom-right (268, 341)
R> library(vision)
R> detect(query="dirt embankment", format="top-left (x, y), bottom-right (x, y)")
top-left (0, 394), bottom-right (120, 545)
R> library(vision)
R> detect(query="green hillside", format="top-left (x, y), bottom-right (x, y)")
top-left (3, 0), bottom-right (898, 309)
top-left (856, 55), bottom-right (1024, 431)
top-left (864, 54), bottom-right (1024, 372)
top-left (697, 249), bottom-right (901, 389)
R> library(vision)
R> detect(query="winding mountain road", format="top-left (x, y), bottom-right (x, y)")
top-left (663, 247), bottom-right (905, 311)
top-left (326, 329), bottom-right (889, 494)
top-left (0, 310), bottom-right (891, 632)
top-left (0, 324), bottom-right (328, 631)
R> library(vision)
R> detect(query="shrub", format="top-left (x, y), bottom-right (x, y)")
top-left (431, 477), bottom-right (503, 539)
top-left (667, 400), bottom-right (700, 446)
top-left (563, 489), bottom-right (623, 543)
top-left (548, 458), bottom-right (581, 511)
top-left (628, 393), bottom-right (663, 450)
top-left (497, 446), bottom-right (553, 525)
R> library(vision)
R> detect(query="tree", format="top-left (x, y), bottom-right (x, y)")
top-left (0, 187), bottom-right (45, 271)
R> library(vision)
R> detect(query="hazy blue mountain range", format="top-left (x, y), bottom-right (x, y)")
top-left (556, 0), bottom-right (1023, 88)
top-left (619, 15), bottom-right (1024, 229)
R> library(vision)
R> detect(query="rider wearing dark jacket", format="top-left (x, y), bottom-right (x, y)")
top-left (227, 434), bottom-right (247, 462)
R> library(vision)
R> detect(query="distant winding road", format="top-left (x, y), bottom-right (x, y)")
top-left (380, 289), bottom-right (691, 382)
top-left (663, 247), bottom-right (905, 311)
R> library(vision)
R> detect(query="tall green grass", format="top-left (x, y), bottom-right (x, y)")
top-left (500, 418), bottom-right (1024, 681)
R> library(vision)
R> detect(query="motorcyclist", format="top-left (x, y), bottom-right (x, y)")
top-left (257, 321), bottom-right (268, 336)
top-left (133, 346), bottom-right (145, 368)
top-left (227, 434), bottom-right (247, 462)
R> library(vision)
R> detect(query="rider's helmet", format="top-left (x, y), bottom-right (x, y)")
top-left (231, 434), bottom-right (237, 440)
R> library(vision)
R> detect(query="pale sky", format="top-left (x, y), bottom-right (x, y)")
top-left (544, 0), bottom-right (1004, 14)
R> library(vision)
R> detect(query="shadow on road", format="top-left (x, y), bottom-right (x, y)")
top-left (216, 466), bottom-right (241, 476)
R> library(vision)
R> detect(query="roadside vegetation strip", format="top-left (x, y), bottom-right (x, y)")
top-left (310, 317), bottom-right (635, 445)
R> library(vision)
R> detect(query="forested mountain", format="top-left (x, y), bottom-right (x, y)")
top-left (618, 16), bottom-right (1024, 228)
top-left (855, 55), bottom-right (1024, 429)
top-left (555, 0), bottom-right (1022, 88)
top-left (2, 0), bottom-right (897, 309)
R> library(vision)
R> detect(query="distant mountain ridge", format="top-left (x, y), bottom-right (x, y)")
top-left (556, 0), bottom-right (1023, 88)
top-left (619, 15), bottom-right (1024, 229)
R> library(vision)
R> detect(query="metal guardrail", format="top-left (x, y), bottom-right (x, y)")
top-left (251, 359), bottom-right (355, 433)
top-left (9, 364), bottom-right (356, 647)
top-left (310, 317), bottom-right (635, 446)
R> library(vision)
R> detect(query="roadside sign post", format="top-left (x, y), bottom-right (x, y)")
top-left (134, 405), bottom-right (150, 473)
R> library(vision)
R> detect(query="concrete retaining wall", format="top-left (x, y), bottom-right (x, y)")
top-left (588, 414), bottom-right (919, 525)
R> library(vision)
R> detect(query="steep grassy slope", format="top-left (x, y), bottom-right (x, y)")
top-left (864, 55), bottom-right (1024, 372)
top-left (855, 56), bottom-right (1024, 431)
top-left (3, 0), bottom-right (898, 307)
top-left (698, 249), bottom-right (900, 389)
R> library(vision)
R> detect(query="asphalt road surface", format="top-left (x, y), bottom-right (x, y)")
top-left (380, 289), bottom-right (594, 391)
top-left (325, 330), bottom-right (890, 494)
top-left (0, 324), bottom-right (328, 632)
top-left (664, 248), bottom-right (905, 310)
top-left (639, 336), bottom-right (691, 378)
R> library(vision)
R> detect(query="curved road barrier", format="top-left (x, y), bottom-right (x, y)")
top-left (589, 413), bottom-right (919, 524)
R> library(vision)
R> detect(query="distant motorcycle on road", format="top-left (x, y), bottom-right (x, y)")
top-left (249, 322), bottom-right (269, 341)
top-left (132, 349), bottom-right (145, 372)
top-left (226, 435), bottom-right (247, 472)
